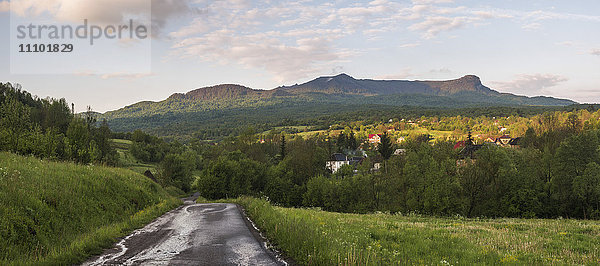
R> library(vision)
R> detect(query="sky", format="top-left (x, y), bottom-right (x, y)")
top-left (0, 0), bottom-right (599, 112)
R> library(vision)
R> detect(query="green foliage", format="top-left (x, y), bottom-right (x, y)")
top-left (193, 151), bottom-right (267, 199)
top-left (0, 83), bottom-right (117, 165)
top-left (100, 86), bottom-right (593, 141)
top-left (378, 132), bottom-right (394, 161)
top-left (0, 152), bottom-right (181, 264)
top-left (159, 152), bottom-right (196, 192)
top-left (235, 197), bottom-right (600, 265)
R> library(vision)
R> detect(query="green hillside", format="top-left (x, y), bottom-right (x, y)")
top-left (102, 97), bottom-right (578, 142)
top-left (0, 152), bottom-right (181, 265)
top-left (100, 75), bottom-right (578, 141)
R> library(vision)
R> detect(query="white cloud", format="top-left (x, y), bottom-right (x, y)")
top-left (429, 68), bottom-right (452, 74)
top-left (171, 30), bottom-right (348, 82)
top-left (399, 42), bottom-right (421, 48)
top-left (8, 0), bottom-right (195, 35)
top-left (408, 16), bottom-right (477, 39)
top-left (491, 74), bottom-right (569, 95)
top-left (522, 22), bottom-right (542, 31)
top-left (591, 49), bottom-right (600, 56)
top-left (75, 71), bottom-right (154, 79)
top-left (525, 10), bottom-right (600, 23)
top-left (556, 41), bottom-right (575, 47)
top-left (376, 68), bottom-right (414, 80)
top-left (0, 1), bottom-right (9, 12)
top-left (412, 0), bottom-right (454, 4)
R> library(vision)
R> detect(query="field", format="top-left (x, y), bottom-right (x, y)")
top-left (234, 197), bottom-right (600, 265)
top-left (111, 139), bottom-right (158, 174)
top-left (0, 152), bottom-right (181, 265)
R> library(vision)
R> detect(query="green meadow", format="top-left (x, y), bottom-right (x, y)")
top-left (234, 197), bottom-right (600, 265)
top-left (111, 139), bottom-right (158, 174)
top-left (0, 152), bottom-right (181, 265)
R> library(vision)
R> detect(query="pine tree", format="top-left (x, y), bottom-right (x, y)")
top-left (348, 131), bottom-right (358, 151)
top-left (378, 132), bottom-right (393, 161)
top-left (279, 134), bottom-right (286, 159)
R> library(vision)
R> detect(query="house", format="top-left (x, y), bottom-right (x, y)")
top-left (454, 140), bottom-right (482, 159)
top-left (373, 163), bottom-right (382, 170)
top-left (495, 135), bottom-right (512, 146)
top-left (368, 134), bottom-right (382, 144)
top-left (326, 153), bottom-right (364, 173)
top-left (508, 137), bottom-right (521, 147)
top-left (326, 153), bottom-right (349, 173)
top-left (393, 149), bottom-right (407, 156)
top-left (453, 141), bottom-right (466, 150)
top-left (396, 137), bottom-right (405, 143)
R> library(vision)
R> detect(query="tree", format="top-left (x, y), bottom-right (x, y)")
top-left (279, 134), bottom-right (286, 159)
top-left (566, 113), bottom-right (582, 134)
top-left (572, 162), bottom-right (600, 219)
top-left (378, 132), bottom-right (394, 161)
top-left (0, 95), bottom-right (32, 152)
top-left (160, 153), bottom-right (194, 192)
top-left (65, 118), bottom-right (91, 163)
top-left (553, 131), bottom-right (600, 217)
top-left (348, 131), bottom-right (358, 151)
top-left (336, 132), bottom-right (346, 152)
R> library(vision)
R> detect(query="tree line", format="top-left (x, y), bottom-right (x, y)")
top-left (190, 111), bottom-right (600, 219)
top-left (0, 83), bottom-right (116, 164)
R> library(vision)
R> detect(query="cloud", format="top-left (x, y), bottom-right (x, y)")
top-left (429, 68), bottom-right (452, 74)
top-left (591, 49), bottom-right (600, 56)
top-left (0, 1), bottom-right (8, 12)
top-left (525, 10), bottom-right (600, 23)
top-left (376, 68), bottom-right (414, 80)
top-left (521, 22), bottom-right (541, 31)
top-left (491, 74), bottom-right (569, 95)
top-left (8, 0), bottom-right (195, 35)
top-left (556, 41), bottom-right (575, 47)
top-left (171, 30), bottom-right (348, 82)
top-left (408, 16), bottom-right (477, 39)
top-left (412, 0), bottom-right (454, 4)
top-left (399, 42), bottom-right (421, 48)
top-left (75, 71), bottom-right (154, 79)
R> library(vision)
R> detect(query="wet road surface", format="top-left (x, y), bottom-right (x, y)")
top-left (83, 198), bottom-right (284, 265)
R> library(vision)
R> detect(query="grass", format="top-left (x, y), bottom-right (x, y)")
top-left (110, 139), bottom-right (157, 175)
top-left (0, 152), bottom-right (182, 265)
top-left (233, 197), bottom-right (600, 265)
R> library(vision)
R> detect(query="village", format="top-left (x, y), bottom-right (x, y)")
top-left (325, 125), bottom-right (522, 173)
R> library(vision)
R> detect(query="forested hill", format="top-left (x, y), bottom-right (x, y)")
top-left (100, 74), bottom-right (577, 140)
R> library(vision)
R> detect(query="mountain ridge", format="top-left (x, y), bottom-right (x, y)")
top-left (159, 74), bottom-right (573, 104)
top-left (100, 74), bottom-right (577, 140)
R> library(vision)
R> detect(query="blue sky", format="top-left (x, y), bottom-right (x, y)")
top-left (1, 0), bottom-right (599, 112)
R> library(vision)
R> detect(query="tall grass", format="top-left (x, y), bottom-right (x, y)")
top-left (0, 152), bottom-right (181, 265)
top-left (234, 197), bottom-right (600, 265)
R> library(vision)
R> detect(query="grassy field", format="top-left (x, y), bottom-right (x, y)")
top-left (111, 139), bottom-right (158, 175)
top-left (234, 197), bottom-right (600, 265)
top-left (0, 152), bottom-right (181, 265)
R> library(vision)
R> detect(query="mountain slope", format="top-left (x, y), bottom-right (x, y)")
top-left (101, 74), bottom-right (577, 140)
top-left (277, 74), bottom-right (496, 96)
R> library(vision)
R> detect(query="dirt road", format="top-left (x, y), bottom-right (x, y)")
top-left (83, 197), bottom-right (285, 265)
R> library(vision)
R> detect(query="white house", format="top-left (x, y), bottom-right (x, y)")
top-left (326, 153), bottom-right (364, 173)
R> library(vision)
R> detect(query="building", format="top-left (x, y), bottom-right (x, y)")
top-left (485, 135), bottom-right (521, 148)
top-left (393, 149), bottom-right (407, 156)
top-left (368, 134), bottom-right (382, 144)
top-left (495, 135), bottom-right (513, 146)
top-left (326, 153), bottom-right (364, 173)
